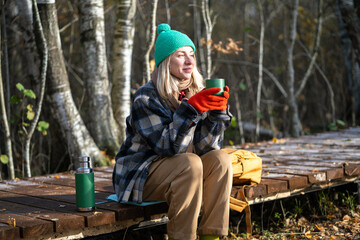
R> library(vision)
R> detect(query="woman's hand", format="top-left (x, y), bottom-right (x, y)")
top-left (187, 86), bottom-right (229, 113)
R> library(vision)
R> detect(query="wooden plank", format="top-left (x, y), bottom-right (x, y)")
top-left (29, 174), bottom-right (114, 193)
top-left (0, 183), bottom-right (116, 228)
top-left (0, 223), bottom-right (20, 240)
top-left (262, 163), bottom-right (343, 181)
top-left (259, 179), bottom-right (288, 194)
top-left (264, 167), bottom-right (327, 183)
top-left (0, 191), bottom-right (85, 232)
top-left (262, 173), bottom-right (308, 190)
top-left (0, 211), bottom-right (53, 238)
top-left (243, 184), bottom-right (267, 199)
top-left (0, 199), bottom-right (83, 233)
top-left (344, 164), bottom-right (360, 176)
top-left (96, 201), bottom-right (144, 221)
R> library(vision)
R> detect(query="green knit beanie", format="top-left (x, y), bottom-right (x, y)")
top-left (154, 23), bottom-right (196, 67)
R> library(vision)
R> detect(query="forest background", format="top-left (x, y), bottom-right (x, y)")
top-left (0, 0), bottom-right (359, 180)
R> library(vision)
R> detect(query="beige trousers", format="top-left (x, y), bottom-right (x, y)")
top-left (143, 150), bottom-right (232, 240)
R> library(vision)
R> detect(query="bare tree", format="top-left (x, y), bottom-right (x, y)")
top-left (201, 0), bottom-right (214, 79)
top-left (23, 0), bottom-right (48, 177)
top-left (0, 7), bottom-right (15, 179)
top-left (142, 0), bottom-right (158, 84)
top-left (38, 1), bottom-right (105, 165)
top-left (111, 0), bottom-right (137, 142)
top-left (285, 0), bottom-right (303, 137)
top-left (193, 0), bottom-right (206, 76)
top-left (78, 0), bottom-right (120, 154)
top-left (255, 0), bottom-right (265, 141)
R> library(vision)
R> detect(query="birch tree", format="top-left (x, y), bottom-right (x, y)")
top-left (193, 0), bottom-right (206, 77)
top-left (37, 1), bottom-right (105, 165)
top-left (255, 0), bottom-right (265, 141)
top-left (111, 0), bottom-right (136, 142)
top-left (0, 13), bottom-right (15, 179)
top-left (78, 0), bottom-right (120, 154)
top-left (201, 0), bottom-right (213, 79)
top-left (23, 0), bottom-right (48, 177)
top-left (143, 0), bottom-right (158, 83)
top-left (286, 0), bottom-right (303, 137)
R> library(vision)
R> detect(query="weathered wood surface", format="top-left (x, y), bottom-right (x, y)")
top-left (1, 127), bottom-right (360, 239)
top-left (233, 127), bottom-right (360, 203)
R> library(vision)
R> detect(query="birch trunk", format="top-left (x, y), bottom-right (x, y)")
top-left (23, 0), bottom-right (48, 177)
top-left (201, 0), bottom-right (212, 79)
top-left (193, 0), bottom-right (206, 77)
top-left (0, 16), bottom-right (15, 179)
top-left (255, 0), bottom-right (264, 141)
top-left (286, 0), bottom-right (303, 137)
top-left (38, 2), bottom-right (104, 165)
top-left (143, 0), bottom-right (158, 84)
top-left (78, 0), bottom-right (120, 154)
top-left (111, 0), bottom-right (136, 142)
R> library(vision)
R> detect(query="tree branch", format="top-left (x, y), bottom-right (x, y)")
top-left (24, 0), bottom-right (48, 177)
top-left (295, 0), bottom-right (323, 97)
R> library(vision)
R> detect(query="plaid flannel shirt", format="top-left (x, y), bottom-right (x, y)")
top-left (112, 80), bottom-right (232, 203)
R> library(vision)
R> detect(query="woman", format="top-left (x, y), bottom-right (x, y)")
top-left (113, 23), bottom-right (233, 240)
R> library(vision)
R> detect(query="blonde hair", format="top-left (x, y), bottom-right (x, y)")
top-left (155, 52), bottom-right (204, 100)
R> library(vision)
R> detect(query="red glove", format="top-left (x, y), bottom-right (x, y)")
top-left (223, 85), bottom-right (229, 100)
top-left (187, 86), bottom-right (229, 113)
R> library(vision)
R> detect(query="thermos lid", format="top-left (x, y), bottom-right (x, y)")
top-left (77, 156), bottom-right (92, 173)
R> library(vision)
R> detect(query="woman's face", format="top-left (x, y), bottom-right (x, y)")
top-left (169, 46), bottom-right (195, 80)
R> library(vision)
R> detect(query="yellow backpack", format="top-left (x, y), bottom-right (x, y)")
top-left (222, 148), bottom-right (263, 238)
top-left (222, 148), bottom-right (262, 185)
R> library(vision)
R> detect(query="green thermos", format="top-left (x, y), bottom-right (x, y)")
top-left (75, 156), bottom-right (95, 212)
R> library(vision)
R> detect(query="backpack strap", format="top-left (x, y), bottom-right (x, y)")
top-left (229, 186), bottom-right (252, 238)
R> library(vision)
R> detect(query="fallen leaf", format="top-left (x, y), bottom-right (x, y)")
top-left (7, 217), bottom-right (16, 227)
top-left (315, 224), bottom-right (325, 232)
top-left (343, 215), bottom-right (351, 221)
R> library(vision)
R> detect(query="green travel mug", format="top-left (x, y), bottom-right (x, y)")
top-left (75, 156), bottom-right (95, 212)
top-left (205, 78), bottom-right (225, 96)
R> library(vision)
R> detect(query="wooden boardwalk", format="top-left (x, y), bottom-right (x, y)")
top-left (1, 127), bottom-right (360, 239)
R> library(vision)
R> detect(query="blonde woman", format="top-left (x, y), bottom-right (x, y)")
top-left (113, 23), bottom-right (233, 240)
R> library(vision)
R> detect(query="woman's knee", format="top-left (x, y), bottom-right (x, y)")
top-left (209, 150), bottom-right (232, 166)
top-left (181, 153), bottom-right (203, 177)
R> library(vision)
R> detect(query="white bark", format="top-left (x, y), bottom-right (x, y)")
top-left (201, 0), bottom-right (213, 79)
top-left (78, 0), bottom-right (120, 154)
top-left (255, 0), bottom-right (264, 141)
top-left (193, 0), bottom-right (206, 78)
top-left (286, 0), bottom-right (303, 137)
top-left (38, 2), bottom-right (104, 165)
top-left (143, 0), bottom-right (158, 83)
top-left (111, 0), bottom-right (136, 142)
top-left (0, 21), bottom-right (15, 179)
top-left (23, 0), bottom-right (48, 177)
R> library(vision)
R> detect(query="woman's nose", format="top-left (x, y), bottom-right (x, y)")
top-left (185, 56), bottom-right (194, 64)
